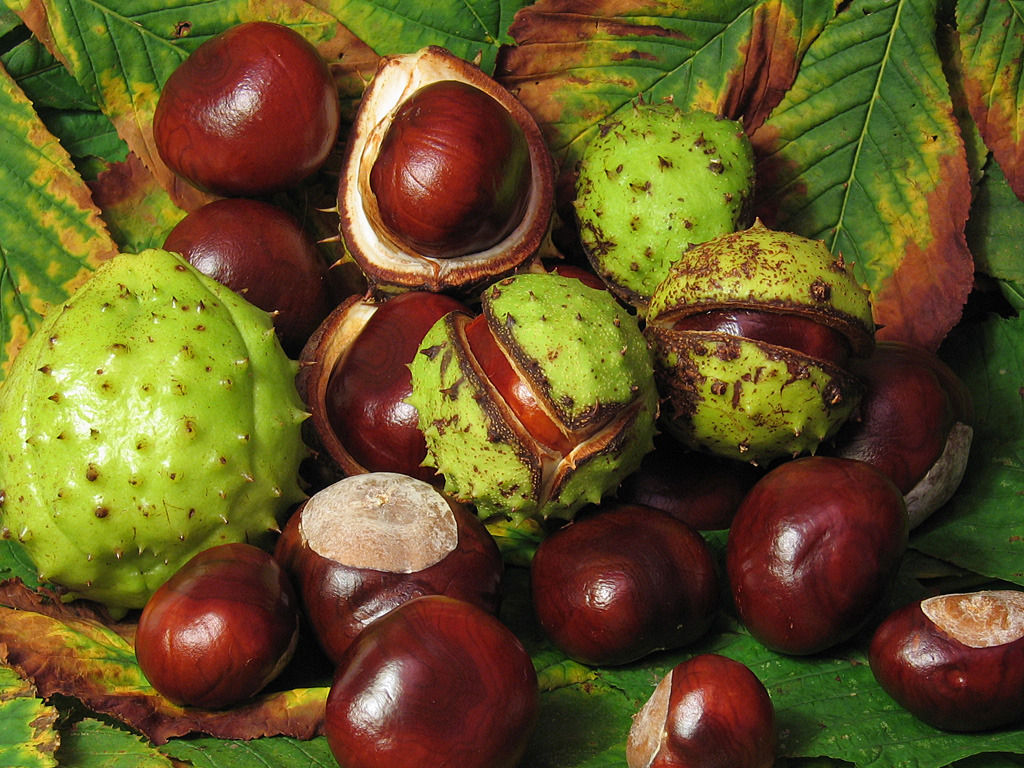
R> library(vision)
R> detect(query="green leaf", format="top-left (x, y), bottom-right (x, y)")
top-left (498, 0), bottom-right (836, 183)
top-left (1, 34), bottom-right (98, 111)
top-left (0, 664), bottom-right (59, 768)
top-left (57, 718), bottom-right (175, 768)
top-left (911, 312), bottom-right (1024, 585)
top-left (0, 538), bottom-right (41, 587)
top-left (751, 0), bottom-right (974, 351)
top-left (313, 0), bottom-right (530, 73)
top-left (161, 734), bottom-right (338, 768)
top-left (0, 61), bottom-right (118, 377)
top-left (957, 0), bottom-right (1024, 200)
top-left (968, 155), bottom-right (1024, 282)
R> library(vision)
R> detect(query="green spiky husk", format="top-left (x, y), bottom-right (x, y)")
top-left (408, 273), bottom-right (658, 525)
top-left (0, 250), bottom-right (308, 610)
top-left (646, 327), bottom-right (862, 464)
top-left (574, 101), bottom-right (755, 309)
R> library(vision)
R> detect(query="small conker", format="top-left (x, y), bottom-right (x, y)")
top-left (530, 503), bottom-right (718, 666)
top-left (134, 542), bottom-right (299, 709)
top-left (369, 79), bottom-right (532, 258)
top-left (869, 590), bottom-right (1024, 732)
top-left (274, 472), bottom-right (503, 664)
top-left (154, 21), bottom-right (340, 196)
top-left (163, 197), bottom-right (338, 357)
top-left (727, 456), bottom-right (908, 655)
top-left (325, 595), bottom-right (538, 768)
top-left (627, 653), bottom-right (776, 768)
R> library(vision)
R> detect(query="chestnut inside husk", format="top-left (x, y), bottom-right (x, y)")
top-left (338, 46), bottom-right (555, 295)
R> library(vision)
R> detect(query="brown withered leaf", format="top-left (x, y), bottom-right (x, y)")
top-left (0, 603), bottom-right (327, 746)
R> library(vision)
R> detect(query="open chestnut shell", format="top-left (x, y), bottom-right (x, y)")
top-left (273, 472), bottom-right (503, 664)
top-left (297, 290), bottom-right (470, 486)
top-left (869, 590), bottom-right (1024, 732)
top-left (338, 46), bottom-right (554, 294)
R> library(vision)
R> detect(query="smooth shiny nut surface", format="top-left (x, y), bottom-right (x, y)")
top-left (627, 653), bottom-right (776, 768)
top-left (870, 590), bottom-right (1024, 731)
top-left (135, 542), bottom-right (299, 709)
top-left (727, 456), bottom-right (908, 655)
top-left (274, 473), bottom-right (503, 664)
top-left (369, 80), bottom-right (531, 258)
top-left (325, 595), bottom-right (537, 768)
top-left (531, 503), bottom-right (718, 666)
top-left (154, 21), bottom-right (340, 196)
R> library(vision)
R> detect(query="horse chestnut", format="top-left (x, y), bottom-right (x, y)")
top-left (322, 291), bottom-right (470, 480)
top-left (869, 590), bottom-right (1024, 732)
top-left (274, 472), bottom-right (503, 664)
top-left (727, 456), bottom-right (908, 655)
top-left (627, 653), bottom-right (776, 768)
top-left (831, 340), bottom-right (973, 527)
top-left (325, 595), bottom-right (538, 768)
top-left (163, 197), bottom-right (338, 357)
top-left (154, 21), bottom-right (340, 196)
top-left (530, 503), bottom-right (718, 666)
top-left (369, 79), bottom-right (531, 258)
top-left (135, 542), bottom-right (299, 709)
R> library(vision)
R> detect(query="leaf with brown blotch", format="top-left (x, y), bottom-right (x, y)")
top-left (0, 664), bottom-right (60, 768)
top-left (86, 153), bottom-right (186, 254)
top-left (0, 60), bottom-right (119, 378)
top-left (751, 0), bottom-right (974, 351)
top-left (496, 0), bottom-right (835, 202)
top-left (957, 0), bottom-right (1024, 202)
top-left (0, 578), bottom-right (135, 643)
top-left (0, 605), bottom-right (327, 746)
top-left (8, 0), bottom-right (372, 212)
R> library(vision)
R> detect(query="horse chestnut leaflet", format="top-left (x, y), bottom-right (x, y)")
top-left (530, 503), bottom-right (718, 666)
top-left (627, 653), bottom-right (776, 768)
top-left (134, 542), bottom-right (299, 709)
top-left (727, 456), bottom-right (908, 655)
top-left (325, 594), bottom-right (538, 768)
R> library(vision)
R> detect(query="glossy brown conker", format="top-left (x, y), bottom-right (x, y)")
top-left (627, 653), bottom-right (777, 768)
top-left (134, 542), bottom-right (299, 709)
top-left (154, 21), bottom-right (340, 196)
top-left (530, 503), bottom-right (719, 667)
top-left (338, 46), bottom-right (554, 294)
top-left (322, 290), bottom-right (470, 481)
top-left (726, 456), bottom-right (908, 655)
top-left (163, 197), bottom-right (338, 357)
top-left (869, 590), bottom-right (1024, 732)
top-left (831, 340), bottom-right (973, 528)
top-left (369, 79), bottom-right (531, 258)
top-left (325, 595), bottom-right (538, 768)
top-left (274, 472), bottom-right (503, 665)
